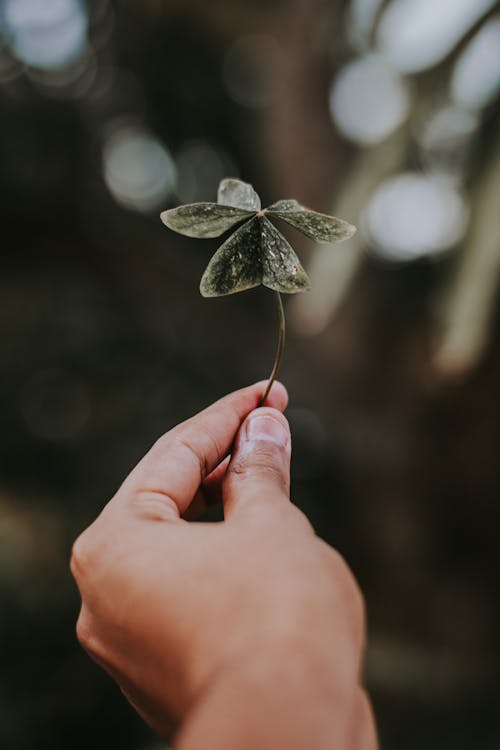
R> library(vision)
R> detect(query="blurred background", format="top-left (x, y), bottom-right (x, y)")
top-left (1, 0), bottom-right (500, 748)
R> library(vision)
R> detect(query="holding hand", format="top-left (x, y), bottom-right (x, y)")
top-left (71, 382), bottom-right (377, 749)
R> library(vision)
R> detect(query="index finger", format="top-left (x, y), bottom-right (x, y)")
top-left (111, 381), bottom-right (288, 520)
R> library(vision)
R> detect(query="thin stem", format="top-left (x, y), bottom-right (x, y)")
top-left (260, 291), bottom-right (286, 406)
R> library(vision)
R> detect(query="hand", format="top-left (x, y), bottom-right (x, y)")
top-left (71, 381), bottom-right (377, 749)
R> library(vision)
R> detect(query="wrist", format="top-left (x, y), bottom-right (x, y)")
top-left (176, 635), bottom-right (364, 750)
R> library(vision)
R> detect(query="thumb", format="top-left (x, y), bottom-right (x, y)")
top-left (222, 407), bottom-right (291, 520)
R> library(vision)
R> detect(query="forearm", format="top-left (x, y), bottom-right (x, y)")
top-left (175, 642), bottom-right (376, 750)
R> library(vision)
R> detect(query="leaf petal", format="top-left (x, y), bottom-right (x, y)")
top-left (161, 203), bottom-right (253, 238)
top-left (267, 202), bottom-right (356, 243)
top-left (200, 218), bottom-right (262, 297)
top-left (217, 178), bottom-right (261, 211)
top-left (260, 217), bottom-right (311, 294)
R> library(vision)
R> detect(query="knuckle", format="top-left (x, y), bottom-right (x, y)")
top-left (232, 441), bottom-right (288, 475)
top-left (172, 434), bottom-right (208, 480)
top-left (70, 521), bottom-right (110, 585)
top-left (322, 545), bottom-right (366, 629)
top-left (76, 610), bottom-right (104, 661)
top-left (231, 454), bottom-right (289, 494)
top-left (70, 530), bottom-right (94, 582)
top-left (155, 424), bottom-right (223, 482)
top-left (151, 430), bottom-right (171, 456)
top-left (130, 490), bottom-right (179, 521)
top-left (75, 610), bottom-right (92, 649)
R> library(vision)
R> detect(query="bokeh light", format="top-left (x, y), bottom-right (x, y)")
top-left (377, 0), bottom-right (497, 73)
top-left (1, 0), bottom-right (88, 71)
top-left (102, 123), bottom-right (176, 213)
top-left (363, 172), bottom-right (468, 260)
top-left (451, 15), bottom-right (500, 111)
top-left (329, 54), bottom-right (410, 145)
top-left (348, 0), bottom-right (384, 50)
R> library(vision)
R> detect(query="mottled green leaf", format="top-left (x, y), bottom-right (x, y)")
top-left (200, 218), bottom-right (262, 297)
top-left (267, 201), bottom-right (356, 243)
top-left (161, 181), bottom-right (356, 301)
top-left (218, 178), bottom-right (261, 212)
top-left (266, 199), bottom-right (302, 212)
top-left (260, 217), bottom-right (311, 293)
top-left (161, 203), bottom-right (253, 238)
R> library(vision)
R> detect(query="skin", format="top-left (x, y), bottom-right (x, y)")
top-left (71, 381), bottom-right (377, 749)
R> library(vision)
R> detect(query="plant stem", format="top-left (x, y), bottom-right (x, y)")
top-left (260, 291), bottom-right (286, 406)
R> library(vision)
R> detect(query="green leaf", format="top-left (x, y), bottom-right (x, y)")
top-left (160, 182), bottom-right (356, 302)
top-left (266, 199), bottom-right (302, 212)
top-left (218, 178), bottom-right (261, 212)
top-left (161, 203), bottom-right (253, 238)
top-left (200, 218), bottom-right (262, 297)
top-left (267, 201), bottom-right (356, 243)
top-left (260, 217), bottom-right (311, 293)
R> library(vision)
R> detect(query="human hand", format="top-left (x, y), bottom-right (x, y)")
top-left (71, 381), bottom-right (376, 749)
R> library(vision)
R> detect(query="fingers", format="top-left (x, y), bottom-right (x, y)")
top-left (182, 457), bottom-right (229, 520)
top-left (222, 407), bottom-right (291, 521)
top-left (113, 381), bottom-right (288, 520)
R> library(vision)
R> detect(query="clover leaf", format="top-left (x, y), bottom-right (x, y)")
top-left (161, 178), bottom-right (356, 403)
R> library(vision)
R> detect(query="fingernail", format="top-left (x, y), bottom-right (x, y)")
top-left (245, 414), bottom-right (289, 447)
